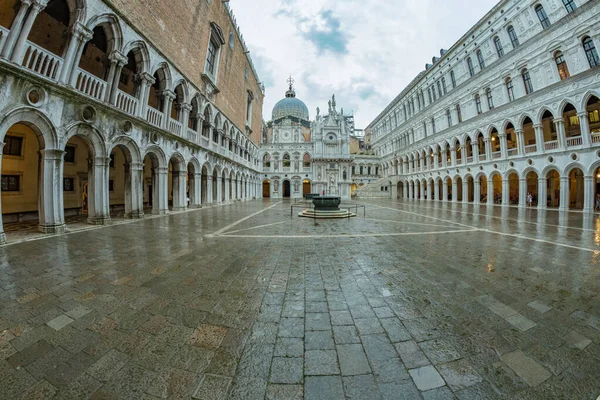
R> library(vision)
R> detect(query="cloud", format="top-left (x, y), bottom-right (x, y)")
top-left (298, 9), bottom-right (349, 55)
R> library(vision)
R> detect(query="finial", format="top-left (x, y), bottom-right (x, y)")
top-left (287, 75), bottom-right (295, 90)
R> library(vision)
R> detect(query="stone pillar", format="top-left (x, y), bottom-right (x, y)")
top-left (472, 143), bottom-right (480, 162)
top-left (106, 51), bottom-right (128, 104)
top-left (502, 179), bottom-right (509, 206)
top-left (519, 178), bottom-right (527, 208)
top-left (0, 148), bottom-right (4, 243)
top-left (136, 72), bottom-right (155, 119)
top-left (474, 180), bottom-right (481, 205)
top-left (88, 157), bottom-right (111, 225)
top-left (450, 147), bottom-right (457, 166)
top-left (434, 180), bottom-right (440, 202)
top-left (537, 178), bottom-right (547, 210)
top-left (484, 138), bottom-right (492, 161)
top-left (224, 178), bottom-right (230, 203)
top-left (441, 153), bottom-right (447, 168)
top-left (216, 175), bottom-right (222, 204)
top-left (172, 170), bottom-right (187, 211)
top-left (499, 133), bottom-right (508, 159)
top-left (462, 180), bottom-right (469, 204)
top-left (555, 118), bottom-right (567, 150)
top-left (10, 0), bottom-right (47, 63)
top-left (190, 172), bottom-right (202, 208)
top-left (178, 104), bottom-right (192, 135)
top-left (559, 176), bottom-right (569, 211)
top-left (128, 162), bottom-right (144, 218)
top-left (37, 149), bottom-right (66, 233)
top-left (152, 167), bottom-right (168, 214)
top-left (461, 145), bottom-right (468, 164)
top-left (408, 182), bottom-right (413, 199)
top-left (237, 179), bottom-right (242, 200)
top-left (515, 129), bottom-right (525, 155)
top-left (487, 179), bottom-right (494, 206)
top-left (1, 0), bottom-right (33, 59)
top-left (62, 23), bottom-right (94, 84)
top-left (578, 112), bottom-right (591, 146)
top-left (533, 124), bottom-right (545, 154)
top-left (206, 177), bottom-right (213, 204)
top-left (451, 180), bottom-right (458, 202)
top-left (161, 90), bottom-right (176, 130)
top-left (583, 176), bottom-right (593, 213)
top-left (442, 180), bottom-right (448, 202)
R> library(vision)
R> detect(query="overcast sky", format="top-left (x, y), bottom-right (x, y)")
top-left (231, 0), bottom-right (499, 128)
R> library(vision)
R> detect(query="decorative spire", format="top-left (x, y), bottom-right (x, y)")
top-left (285, 76), bottom-right (296, 98)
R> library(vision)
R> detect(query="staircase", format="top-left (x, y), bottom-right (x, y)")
top-left (353, 177), bottom-right (392, 198)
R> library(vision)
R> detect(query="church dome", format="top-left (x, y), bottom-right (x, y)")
top-left (272, 82), bottom-right (309, 122)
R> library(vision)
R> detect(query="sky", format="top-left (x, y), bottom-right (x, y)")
top-left (231, 0), bottom-right (500, 129)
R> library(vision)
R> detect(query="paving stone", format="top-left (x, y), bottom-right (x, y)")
top-left (278, 318), bottom-right (305, 337)
top-left (305, 330), bottom-right (335, 350)
top-left (355, 317), bottom-right (385, 335)
top-left (436, 359), bottom-right (482, 391)
top-left (337, 344), bottom-right (371, 375)
top-left (506, 314), bottom-right (537, 332)
top-left (362, 333), bottom-right (397, 362)
top-left (189, 324), bottom-right (228, 349)
top-left (304, 350), bottom-right (340, 375)
top-left (192, 374), bottom-right (232, 400)
top-left (380, 317), bottom-right (412, 343)
top-left (409, 365), bottom-right (446, 391)
top-left (379, 380), bottom-right (422, 400)
top-left (274, 337), bottom-right (304, 357)
top-left (269, 357), bottom-right (303, 384)
top-left (7, 340), bottom-right (53, 368)
top-left (306, 301), bottom-right (328, 313)
top-left (527, 300), bottom-right (552, 314)
top-left (87, 349), bottom-right (130, 382)
top-left (65, 306), bottom-right (92, 320)
top-left (17, 379), bottom-right (58, 400)
top-left (305, 313), bottom-right (331, 331)
top-left (169, 345), bottom-right (215, 374)
top-left (146, 366), bottom-right (198, 398)
top-left (395, 340), bottom-right (430, 368)
top-left (420, 339), bottom-right (462, 364)
top-left (563, 330), bottom-right (592, 350)
top-left (373, 306), bottom-right (396, 319)
top-left (333, 325), bottom-right (361, 344)
top-left (349, 304), bottom-right (377, 319)
top-left (343, 374), bottom-right (382, 399)
top-left (46, 315), bottom-right (74, 331)
top-left (305, 376), bottom-right (344, 400)
top-left (370, 356), bottom-right (410, 382)
top-left (266, 384), bottom-right (303, 400)
top-left (330, 310), bottom-right (353, 326)
top-left (500, 350), bottom-right (552, 387)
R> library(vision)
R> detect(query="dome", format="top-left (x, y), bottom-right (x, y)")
top-left (272, 85), bottom-right (310, 122)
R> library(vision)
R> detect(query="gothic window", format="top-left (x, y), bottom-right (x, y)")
top-left (450, 70), bottom-right (456, 88)
top-left (486, 88), bottom-right (494, 109)
top-left (446, 109), bottom-right (452, 128)
top-left (456, 104), bottom-right (462, 123)
top-left (554, 51), bottom-right (570, 80)
top-left (583, 37), bottom-right (600, 68)
top-left (64, 145), bottom-right (76, 163)
top-left (502, 79), bottom-right (513, 103)
top-left (507, 25), bottom-right (519, 48)
top-left (494, 36), bottom-right (504, 58)
top-left (467, 57), bottom-right (475, 77)
top-left (476, 49), bottom-right (485, 70)
top-left (562, 0), bottom-right (577, 13)
top-left (246, 90), bottom-right (254, 124)
top-left (535, 5), bottom-right (551, 29)
top-left (423, 121), bottom-right (427, 137)
top-left (475, 94), bottom-right (482, 115)
top-left (436, 81), bottom-right (443, 98)
top-left (441, 77), bottom-right (447, 95)
top-left (522, 68), bottom-right (534, 94)
top-left (431, 85), bottom-right (437, 101)
top-left (283, 153), bottom-right (291, 167)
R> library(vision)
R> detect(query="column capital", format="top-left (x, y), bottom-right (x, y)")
top-left (498, 132), bottom-right (507, 138)
top-left (514, 129), bottom-right (524, 135)
top-left (32, 0), bottom-right (49, 11)
top-left (553, 117), bottom-right (565, 124)
top-left (577, 111), bottom-right (589, 118)
top-left (177, 103), bottom-right (193, 112)
top-left (533, 123), bottom-right (543, 130)
top-left (136, 72), bottom-right (156, 85)
top-left (161, 89), bottom-right (176, 101)
top-left (93, 156), bottom-right (112, 166)
top-left (108, 50), bottom-right (128, 66)
top-left (72, 22), bottom-right (94, 42)
top-left (156, 166), bottom-right (169, 174)
top-left (21, 0), bottom-right (35, 7)
top-left (130, 162), bottom-right (144, 171)
top-left (39, 149), bottom-right (65, 160)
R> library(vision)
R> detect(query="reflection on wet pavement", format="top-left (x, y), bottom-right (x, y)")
top-left (0, 199), bottom-right (599, 399)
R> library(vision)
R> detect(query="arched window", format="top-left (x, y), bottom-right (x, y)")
top-left (535, 5), bottom-right (551, 29)
top-left (494, 36), bottom-right (504, 58)
top-left (303, 153), bottom-right (311, 168)
top-left (283, 153), bottom-right (291, 168)
top-left (554, 51), bottom-right (570, 80)
top-left (583, 37), bottom-right (600, 68)
top-left (486, 88), bottom-right (494, 110)
top-left (456, 104), bottom-right (463, 123)
top-left (450, 70), bottom-right (456, 88)
top-left (476, 49), bottom-right (485, 69)
top-left (505, 77), bottom-right (515, 101)
top-left (562, 0), bottom-right (577, 13)
top-left (467, 57), bottom-right (475, 77)
top-left (446, 109), bottom-right (452, 128)
top-left (522, 69), bottom-right (534, 94)
top-left (507, 25), bottom-right (519, 48)
top-left (475, 94), bottom-right (482, 115)
top-left (263, 154), bottom-right (271, 168)
top-left (441, 77), bottom-right (447, 95)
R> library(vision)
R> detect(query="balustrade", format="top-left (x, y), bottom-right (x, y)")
top-left (22, 41), bottom-right (62, 80)
top-left (544, 140), bottom-right (558, 151)
top-left (507, 148), bottom-right (518, 157)
top-left (116, 90), bottom-right (138, 115)
top-left (566, 136), bottom-right (583, 147)
top-left (592, 134), bottom-right (600, 144)
top-left (524, 144), bottom-right (537, 154)
top-left (187, 128), bottom-right (197, 142)
top-left (169, 119), bottom-right (183, 136)
top-left (74, 69), bottom-right (107, 101)
top-left (146, 107), bottom-right (163, 127)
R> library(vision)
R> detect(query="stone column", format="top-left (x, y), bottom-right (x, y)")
top-left (519, 178), bottom-right (527, 208)
top-left (537, 178), bottom-right (547, 210)
top-left (441, 153), bottom-right (447, 168)
top-left (499, 132), bottom-right (508, 158)
top-left (88, 157), bottom-right (111, 225)
top-left (10, 0), bottom-right (47, 63)
top-left (487, 179), bottom-right (494, 206)
top-left (106, 51), bottom-right (128, 104)
top-left (474, 180), bottom-right (481, 205)
top-left (206, 177), bottom-right (213, 204)
top-left (216, 175), bottom-right (222, 204)
top-left (515, 129), bottom-right (525, 155)
top-left (434, 180), bottom-right (440, 202)
top-left (450, 146), bottom-right (457, 166)
top-left (190, 172), bottom-right (202, 208)
top-left (502, 179), bottom-right (509, 206)
top-left (559, 176), bottom-right (569, 211)
top-left (442, 181), bottom-right (448, 202)
top-left (451, 180), bottom-right (458, 202)
top-left (178, 104), bottom-right (192, 135)
top-left (408, 182), bottom-right (413, 199)
top-left (128, 162), bottom-right (144, 218)
top-left (484, 138), bottom-right (492, 161)
top-left (62, 23), bottom-right (94, 84)
top-left (472, 143), bottom-right (480, 162)
top-left (136, 72), bottom-right (155, 119)
top-left (161, 90), bottom-right (176, 130)
top-left (238, 179), bottom-right (242, 200)
top-left (0, 148), bottom-right (4, 243)
top-left (37, 149), bottom-right (66, 233)
top-left (555, 118), bottom-right (567, 150)
top-left (578, 112), bottom-right (591, 146)
top-left (462, 180), bottom-right (469, 204)
top-left (461, 145), bottom-right (468, 164)
top-left (583, 176), bottom-right (593, 213)
top-left (171, 170), bottom-right (187, 211)
top-left (533, 124), bottom-right (545, 154)
top-left (1, 0), bottom-right (33, 59)
top-left (224, 178), bottom-right (230, 203)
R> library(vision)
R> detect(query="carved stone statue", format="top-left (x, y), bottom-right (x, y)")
top-left (316, 107), bottom-right (320, 117)
top-left (330, 175), bottom-right (336, 186)
top-left (328, 100), bottom-right (332, 114)
top-left (274, 180), bottom-right (279, 191)
top-left (294, 180), bottom-right (299, 192)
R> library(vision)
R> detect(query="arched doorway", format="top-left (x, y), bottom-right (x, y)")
top-left (262, 180), bottom-right (271, 198)
top-left (143, 151), bottom-right (166, 215)
top-left (168, 154), bottom-right (186, 211)
top-left (396, 182), bottom-right (404, 199)
top-left (201, 164), bottom-right (210, 205)
top-left (445, 178), bottom-right (452, 201)
top-left (491, 173), bottom-right (502, 204)
top-left (108, 142), bottom-right (143, 219)
top-left (568, 168), bottom-right (584, 210)
top-left (546, 170), bottom-right (560, 208)
top-left (526, 171), bottom-right (539, 207)
top-left (283, 180), bottom-right (291, 198)
top-left (303, 180), bottom-right (311, 196)
top-left (466, 176), bottom-right (474, 202)
top-left (212, 168), bottom-right (218, 204)
top-left (508, 173), bottom-right (519, 205)
top-left (479, 175), bottom-right (488, 203)
top-left (455, 177), bottom-right (463, 202)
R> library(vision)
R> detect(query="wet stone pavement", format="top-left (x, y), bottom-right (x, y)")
top-left (0, 199), bottom-right (600, 399)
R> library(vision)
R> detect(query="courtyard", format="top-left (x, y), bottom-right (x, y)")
top-left (0, 199), bottom-right (599, 399)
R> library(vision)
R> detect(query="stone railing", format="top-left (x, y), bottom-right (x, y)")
top-left (116, 90), bottom-right (138, 115)
top-left (146, 107), bottom-right (163, 128)
top-left (169, 119), bottom-right (183, 136)
top-left (544, 140), bottom-right (559, 151)
top-left (74, 69), bottom-right (107, 101)
top-left (22, 41), bottom-right (63, 80)
top-left (525, 144), bottom-right (537, 154)
top-left (567, 136), bottom-right (583, 147)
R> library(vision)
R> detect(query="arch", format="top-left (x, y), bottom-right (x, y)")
top-left (143, 145), bottom-right (167, 168)
top-left (168, 152), bottom-right (186, 171)
top-left (85, 13), bottom-right (123, 54)
top-left (0, 107), bottom-right (58, 150)
top-left (173, 79), bottom-right (190, 105)
top-left (581, 90), bottom-right (600, 112)
top-left (151, 62), bottom-right (173, 91)
top-left (564, 162), bottom-right (587, 177)
top-left (122, 40), bottom-right (151, 73)
top-left (109, 135), bottom-right (142, 165)
top-left (62, 122), bottom-right (107, 158)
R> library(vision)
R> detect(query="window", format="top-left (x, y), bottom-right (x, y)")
top-left (205, 23), bottom-right (225, 77)
top-left (423, 121), bottom-right (427, 137)
top-left (431, 117), bottom-right (436, 134)
top-left (486, 88), bottom-right (494, 109)
top-left (554, 51), bottom-right (570, 80)
top-left (63, 177), bottom-right (75, 192)
top-left (3, 135), bottom-right (23, 156)
top-left (246, 91), bottom-right (254, 124)
top-left (1, 175), bottom-right (20, 192)
top-left (431, 85), bottom-right (437, 101)
top-left (427, 87), bottom-right (433, 103)
top-left (283, 154), bottom-right (290, 167)
top-left (450, 70), bottom-right (456, 88)
top-left (441, 77), bottom-right (447, 95)
top-left (535, 5), bottom-right (551, 29)
top-left (506, 77), bottom-right (515, 101)
top-left (446, 109), bottom-right (452, 127)
top-left (467, 57), bottom-right (475, 77)
top-left (522, 68), bottom-right (534, 94)
top-left (562, 0), bottom-right (577, 13)
top-left (456, 104), bottom-right (462, 123)
top-left (436, 81), bottom-right (443, 98)
top-left (583, 37), bottom-right (599, 68)
top-left (476, 50), bottom-right (485, 70)
top-left (206, 39), bottom-right (218, 75)
top-left (494, 36), bottom-right (504, 58)
top-left (360, 166), bottom-right (363, 175)
top-left (475, 94), bottom-right (482, 114)
top-left (507, 25), bottom-right (519, 48)
top-left (64, 145), bottom-right (76, 163)
top-left (228, 31), bottom-right (235, 49)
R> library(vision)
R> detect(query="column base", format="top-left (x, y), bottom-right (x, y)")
top-left (172, 207), bottom-right (187, 212)
top-left (152, 209), bottom-right (168, 216)
top-left (87, 216), bottom-right (111, 225)
top-left (38, 223), bottom-right (66, 234)
top-left (583, 207), bottom-right (593, 214)
top-left (189, 204), bottom-right (202, 209)
top-left (0, 232), bottom-right (6, 245)
top-left (126, 211), bottom-right (145, 219)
